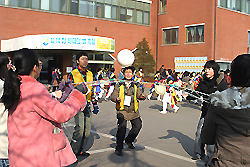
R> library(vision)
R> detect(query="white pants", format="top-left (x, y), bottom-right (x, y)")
top-left (162, 92), bottom-right (178, 112)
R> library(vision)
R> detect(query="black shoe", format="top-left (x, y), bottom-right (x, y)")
top-left (76, 151), bottom-right (90, 156)
top-left (115, 149), bottom-right (123, 156)
top-left (126, 142), bottom-right (135, 149)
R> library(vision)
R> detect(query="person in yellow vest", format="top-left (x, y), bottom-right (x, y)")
top-left (68, 52), bottom-right (99, 157)
top-left (111, 66), bottom-right (146, 156)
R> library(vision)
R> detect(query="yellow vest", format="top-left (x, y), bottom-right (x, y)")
top-left (116, 84), bottom-right (139, 112)
top-left (71, 69), bottom-right (93, 102)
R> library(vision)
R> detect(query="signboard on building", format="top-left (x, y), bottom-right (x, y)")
top-left (1, 34), bottom-right (115, 53)
top-left (174, 57), bottom-right (207, 72)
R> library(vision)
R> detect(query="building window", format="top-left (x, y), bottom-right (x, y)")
top-left (186, 25), bottom-right (204, 43)
top-left (105, 4), bottom-right (111, 18)
top-left (112, 5), bottom-right (119, 20)
top-left (95, 2), bottom-right (104, 18)
top-left (159, 0), bottom-right (167, 13)
top-left (60, 0), bottom-right (69, 13)
top-left (89, 1), bottom-right (95, 17)
top-left (51, 0), bottom-right (60, 12)
top-left (79, 0), bottom-right (88, 15)
top-left (41, 0), bottom-right (50, 10)
top-left (144, 11), bottom-right (149, 24)
top-left (120, 7), bottom-right (126, 21)
top-left (70, 0), bottom-right (78, 14)
top-left (19, 0), bottom-right (29, 8)
top-left (0, 0), bottom-right (151, 25)
top-left (137, 10), bottom-right (143, 23)
top-left (31, 0), bottom-right (40, 9)
top-left (163, 28), bottom-right (179, 44)
top-left (127, 8), bottom-right (133, 22)
top-left (218, 0), bottom-right (250, 14)
top-left (9, 0), bottom-right (18, 6)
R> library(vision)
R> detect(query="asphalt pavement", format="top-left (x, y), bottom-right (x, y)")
top-left (64, 89), bottom-right (206, 167)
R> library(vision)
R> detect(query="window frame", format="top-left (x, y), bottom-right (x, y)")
top-left (185, 24), bottom-right (205, 43)
top-left (162, 26), bottom-right (179, 45)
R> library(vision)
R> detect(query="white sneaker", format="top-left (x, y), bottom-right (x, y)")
top-left (160, 110), bottom-right (168, 114)
top-left (174, 107), bottom-right (179, 113)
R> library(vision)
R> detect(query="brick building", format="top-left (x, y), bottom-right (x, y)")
top-left (0, 0), bottom-right (249, 83)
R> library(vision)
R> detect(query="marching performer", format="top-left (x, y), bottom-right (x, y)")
top-left (111, 66), bottom-right (146, 156)
top-left (105, 68), bottom-right (116, 101)
top-left (68, 52), bottom-right (99, 157)
top-left (160, 69), bottom-right (179, 114)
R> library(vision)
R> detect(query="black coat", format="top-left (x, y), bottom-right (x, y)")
top-left (188, 72), bottom-right (228, 117)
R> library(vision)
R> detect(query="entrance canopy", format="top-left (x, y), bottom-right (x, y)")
top-left (1, 34), bottom-right (115, 53)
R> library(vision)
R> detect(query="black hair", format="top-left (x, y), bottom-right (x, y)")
top-left (204, 60), bottom-right (220, 75)
top-left (76, 52), bottom-right (88, 63)
top-left (230, 54), bottom-right (250, 87)
top-left (1, 48), bottom-right (39, 110)
top-left (183, 71), bottom-right (189, 77)
top-left (138, 67), bottom-right (142, 70)
top-left (110, 68), bottom-right (115, 72)
top-left (167, 69), bottom-right (172, 76)
top-left (0, 52), bottom-right (9, 80)
top-left (122, 66), bottom-right (135, 74)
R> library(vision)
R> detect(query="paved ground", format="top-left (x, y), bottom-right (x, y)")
top-left (64, 89), bottom-right (206, 167)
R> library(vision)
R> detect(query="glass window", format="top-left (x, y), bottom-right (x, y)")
top-left (60, 0), bottom-right (69, 13)
top-left (9, 0), bottom-right (18, 6)
top-left (163, 28), bottom-right (179, 44)
top-left (241, 0), bottom-right (246, 13)
top-left (105, 54), bottom-right (113, 61)
top-left (71, 0), bottom-right (78, 14)
top-left (127, 8), bottom-right (133, 22)
top-left (105, 4), bottom-right (111, 18)
top-left (120, 7), bottom-right (126, 21)
top-left (19, 0), bottom-right (29, 8)
top-left (186, 25), bottom-right (204, 43)
top-left (88, 1), bottom-right (95, 16)
top-left (232, 0), bottom-right (236, 9)
top-left (51, 0), bottom-right (60, 12)
top-left (220, 0), bottom-right (227, 7)
top-left (236, 0), bottom-right (241, 11)
top-left (41, 0), bottom-right (50, 10)
top-left (0, 0), bottom-right (4, 5)
top-left (159, 0), bottom-right (167, 13)
top-left (112, 5), bottom-right (119, 20)
top-left (88, 54), bottom-right (94, 60)
top-left (136, 10), bottom-right (143, 23)
top-left (247, 0), bottom-right (250, 14)
top-left (144, 11), bottom-right (149, 24)
top-left (31, 0), bottom-right (40, 9)
top-left (79, 0), bottom-right (88, 15)
top-left (95, 54), bottom-right (104, 60)
top-left (96, 2), bottom-right (104, 18)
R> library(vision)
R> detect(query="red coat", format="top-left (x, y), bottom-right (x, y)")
top-left (8, 76), bottom-right (86, 167)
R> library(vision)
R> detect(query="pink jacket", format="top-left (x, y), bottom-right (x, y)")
top-left (8, 76), bottom-right (86, 167)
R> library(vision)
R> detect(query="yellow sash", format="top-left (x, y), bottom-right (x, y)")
top-left (71, 69), bottom-right (93, 102)
top-left (116, 84), bottom-right (139, 112)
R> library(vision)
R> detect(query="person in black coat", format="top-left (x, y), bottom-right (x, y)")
top-left (183, 60), bottom-right (228, 162)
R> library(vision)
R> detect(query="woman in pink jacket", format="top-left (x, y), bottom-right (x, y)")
top-left (1, 49), bottom-right (87, 167)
